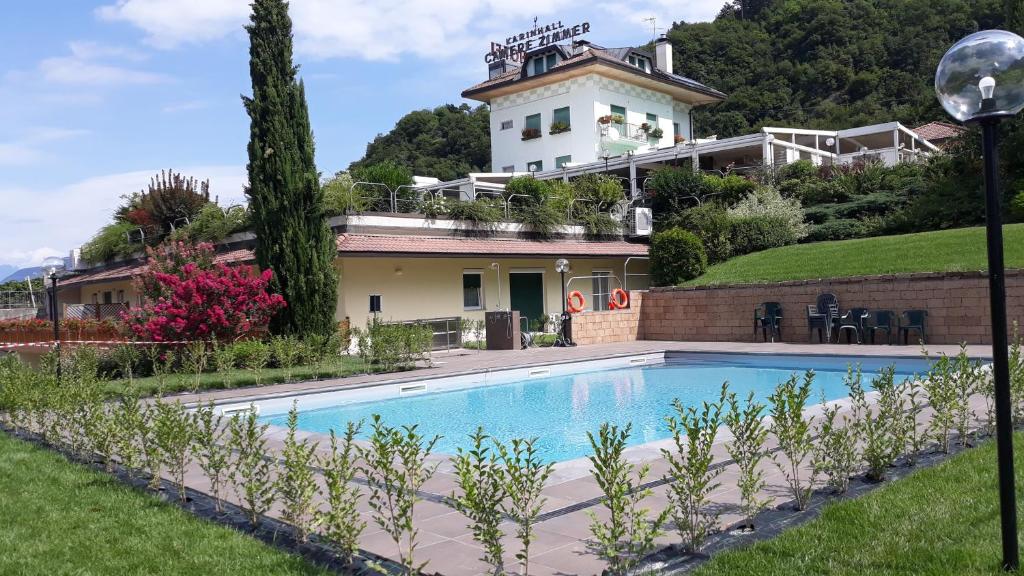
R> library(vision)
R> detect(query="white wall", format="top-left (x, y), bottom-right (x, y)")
top-left (489, 73), bottom-right (692, 171)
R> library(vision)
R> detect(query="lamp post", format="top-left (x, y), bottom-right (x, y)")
top-left (42, 256), bottom-right (65, 379)
top-left (936, 29), bottom-right (1024, 572)
top-left (554, 258), bottom-right (574, 347)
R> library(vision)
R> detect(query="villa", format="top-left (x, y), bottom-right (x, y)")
top-left (54, 33), bottom-right (946, 340)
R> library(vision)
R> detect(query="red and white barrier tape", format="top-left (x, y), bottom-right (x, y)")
top-left (0, 339), bottom-right (192, 349)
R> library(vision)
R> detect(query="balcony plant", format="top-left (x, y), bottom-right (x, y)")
top-left (675, 134), bottom-right (686, 144)
top-left (597, 115), bottom-right (612, 125)
top-left (649, 127), bottom-right (664, 139)
top-left (521, 127), bottom-right (542, 141)
top-left (640, 122), bottom-right (651, 133)
top-left (549, 121), bottom-right (571, 135)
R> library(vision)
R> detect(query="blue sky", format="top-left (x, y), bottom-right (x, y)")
top-left (0, 0), bottom-right (725, 269)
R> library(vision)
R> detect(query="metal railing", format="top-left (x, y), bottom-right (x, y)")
top-left (385, 316), bottom-right (462, 351)
top-left (599, 121), bottom-right (657, 145)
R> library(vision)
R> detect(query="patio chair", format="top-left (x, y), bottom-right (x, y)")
top-left (836, 307), bottom-right (869, 344)
top-left (899, 310), bottom-right (928, 345)
top-left (806, 293), bottom-right (838, 343)
top-left (754, 302), bottom-right (783, 342)
top-left (865, 310), bottom-right (896, 345)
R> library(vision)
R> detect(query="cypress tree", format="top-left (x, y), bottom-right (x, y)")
top-left (243, 0), bottom-right (337, 336)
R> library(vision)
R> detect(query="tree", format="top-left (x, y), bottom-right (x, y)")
top-left (243, 0), bottom-right (338, 337)
top-left (122, 242), bottom-right (286, 342)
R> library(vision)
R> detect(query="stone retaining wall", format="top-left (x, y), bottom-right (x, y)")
top-left (640, 270), bottom-right (1024, 345)
top-left (571, 291), bottom-right (643, 346)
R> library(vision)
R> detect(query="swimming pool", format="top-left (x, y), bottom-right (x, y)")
top-left (258, 353), bottom-right (934, 463)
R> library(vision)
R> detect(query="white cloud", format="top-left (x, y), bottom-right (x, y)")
top-left (95, 0), bottom-right (727, 62)
top-left (40, 53), bottom-right (168, 86)
top-left (0, 165), bottom-right (247, 268)
top-left (0, 127), bottom-right (89, 166)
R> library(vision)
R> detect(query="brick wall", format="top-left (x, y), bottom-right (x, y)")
top-left (572, 291), bottom-right (643, 345)
top-left (641, 270), bottom-right (1024, 345)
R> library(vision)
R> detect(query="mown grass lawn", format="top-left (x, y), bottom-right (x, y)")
top-left (688, 224), bottom-right (1024, 287)
top-left (0, 431), bottom-right (329, 576)
top-left (695, 433), bottom-right (1024, 576)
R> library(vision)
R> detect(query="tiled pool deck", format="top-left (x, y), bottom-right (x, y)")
top-left (170, 341), bottom-right (992, 576)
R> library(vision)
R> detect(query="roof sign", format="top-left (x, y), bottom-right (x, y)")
top-left (484, 20), bottom-right (591, 64)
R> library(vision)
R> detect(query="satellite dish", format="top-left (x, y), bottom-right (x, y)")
top-left (609, 200), bottom-right (629, 222)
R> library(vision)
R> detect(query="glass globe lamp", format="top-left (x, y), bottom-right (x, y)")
top-left (41, 256), bottom-right (64, 278)
top-left (935, 29), bottom-right (1024, 122)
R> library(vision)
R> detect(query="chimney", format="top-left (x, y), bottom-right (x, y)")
top-left (655, 35), bottom-right (672, 75)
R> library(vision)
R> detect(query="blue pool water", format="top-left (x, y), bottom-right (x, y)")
top-left (261, 353), bottom-right (934, 463)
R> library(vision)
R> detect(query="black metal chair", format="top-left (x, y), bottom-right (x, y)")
top-left (836, 307), bottom-right (869, 344)
top-left (865, 310), bottom-right (895, 345)
top-left (899, 310), bottom-right (928, 345)
top-left (806, 293), bottom-right (838, 343)
top-left (754, 302), bottom-right (783, 342)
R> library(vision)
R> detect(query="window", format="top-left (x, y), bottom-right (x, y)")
top-left (532, 56), bottom-right (545, 75)
top-left (673, 122), bottom-right (681, 139)
top-left (117, 290), bottom-right (125, 304)
top-left (646, 113), bottom-right (658, 125)
top-left (502, 165), bottom-right (515, 173)
top-left (531, 53), bottom-right (559, 75)
top-left (592, 271), bottom-right (612, 311)
top-left (527, 160), bottom-right (543, 172)
top-left (610, 105), bottom-right (626, 122)
top-left (369, 294), bottom-right (382, 313)
top-left (524, 113), bottom-right (541, 131)
top-left (627, 54), bottom-right (650, 72)
top-left (462, 271), bottom-right (483, 310)
top-left (546, 53), bottom-right (557, 70)
top-left (103, 291), bottom-right (113, 305)
top-left (555, 155), bottom-right (572, 169)
top-left (500, 119), bottom-right (513, 130)
top-left (552, 106), bottom-right (570, 128)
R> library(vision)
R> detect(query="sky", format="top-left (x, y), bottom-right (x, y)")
top-left (0, 0), bottom-right (727, 270)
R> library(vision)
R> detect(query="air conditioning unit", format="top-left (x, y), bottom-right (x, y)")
top-left (631, 208), bottom-right (653, 237)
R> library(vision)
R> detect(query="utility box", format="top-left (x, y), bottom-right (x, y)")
top-left (485, 310), bottom-right (521, 350)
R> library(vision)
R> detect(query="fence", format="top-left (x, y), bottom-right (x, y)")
top-left (384, 316), bottom-right (462, 351)
top-left (64, 303), bottom-right (130, 321)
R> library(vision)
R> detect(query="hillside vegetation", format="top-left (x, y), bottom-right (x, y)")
top-left (686, 224), bottom-right (1024, 286)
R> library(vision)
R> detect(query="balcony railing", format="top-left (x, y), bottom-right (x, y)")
top-left (599, 121), bottom-right (656, 146)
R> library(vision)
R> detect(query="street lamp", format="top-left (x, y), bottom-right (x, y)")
top-left (936, 29), bottom-right (1024, 572)
top-left (41, 256), bottom-right (65, 379)
top-left (554, 258), bottom-right (574, 347)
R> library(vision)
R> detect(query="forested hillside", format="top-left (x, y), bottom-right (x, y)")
top-left (349, 0), bottom-right (1023, 179)
top-left (672, 0), bottom-right (1019, 137)
top-left (348, 104), bottom-right (490, 181)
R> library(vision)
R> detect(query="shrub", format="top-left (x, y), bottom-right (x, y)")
top-left (232, 340), bottom-right (271, 385)
top-left (662, 387), bottom-right (726, 551)
top-left (353, 319), bottom-right (432, 372)
top-left (671, 203), bottom-right (732, 264)
top-left (496, 437), bottom-right (553, 576)
top-left (806, 218), bottom-right (871, 242)
top-left (359, 415), bottom-right (440, 574)
top-left (319, 421), bottom-right (365, 565)
top-left (445, 199), bottom-right (503, 226)
top-left (724, 389), bottom-right (771, 529)
top-left (448, 428), bottom-right (507, 573)
top-left (650, 228), bottom-right (707, 286)
top-left (193, 403), bottom-right (231, 513)
top-left (848, 366), bottom-right (904, 481)
top-left (768, 372), bottom-right (816, 510)
top-left (276, 402), bottom-right (320, 542)
top-left (515, 202), bottom-right (566, 238)
top-left (587, 423), bottom-right (667, 576)
top-left (322, 171), bottom-right (367, 216)
top-left (81, 221), bottom-right (138, 264)
top-left (1011, 189), bottom-right (1024, 222)
top-left (728, 185), bottom-right (808, 239)
top-left (578, 211), bottom-right (621, 238)
top-left (229, 406), bottom-right (276, 527)
top-left (505, 176), bottom-right (551, 204)
top-left (812, 392), bottom-right (858, 494)
top-left (728, 215), bottom-right (798, 256)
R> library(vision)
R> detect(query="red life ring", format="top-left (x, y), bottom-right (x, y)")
top-left (610, 289), bottom-right (629, 309)
top-left (567, 290), bottom-right (586, 314)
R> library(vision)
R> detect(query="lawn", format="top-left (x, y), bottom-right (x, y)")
top-left (0, 431), bottom-right (330, 576)
top-left (100, 355), bottom-right (371, 397)
top-left (694, 433), bottom-right (1024, 575)
top-left (688, 224), bottom-right (1024, 286)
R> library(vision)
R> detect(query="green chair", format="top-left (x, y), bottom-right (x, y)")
top-left (899, 310), bottom-right (928, 345)
top-left (866, 310), bottom-right (896, 345)
top-left (836, 307), bottom-right (869, 344)
top-left (754, 302), bottom-right (783, 342)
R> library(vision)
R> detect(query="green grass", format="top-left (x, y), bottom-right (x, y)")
top-left (688, 224), bottom-right (1024, 286)
top-left (0, 431), bottom-right (329, 576)
top-left (101, 356), bottom-right (371, 397)
top-left (694, 433), bottom-right (1024, 576)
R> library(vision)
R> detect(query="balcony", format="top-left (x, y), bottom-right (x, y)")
top-left (598, 120), bottom-right (657, 153)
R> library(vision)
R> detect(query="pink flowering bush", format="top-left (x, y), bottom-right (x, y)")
top-left (122, 242), bottom-right (286, 342)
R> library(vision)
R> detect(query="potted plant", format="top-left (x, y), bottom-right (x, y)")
top-left (549, 121), bottom-right (571, 135)
top-left (598, 115), bottom-right (613, 125)
top-left (521, 127), bottom-right (542, 140)
top-left (610, 113), bottom-right (625, 124)
top-left (674, 134), bottom-right (686, 144)
top-left (649, 127), bottom-right (664, 139)
top-left (639, 122), bottom-right (651, 133)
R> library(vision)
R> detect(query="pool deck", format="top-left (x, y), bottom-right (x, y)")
top-left (170, 340), bottom-right (992, 576)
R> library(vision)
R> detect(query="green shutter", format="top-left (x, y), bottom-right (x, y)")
top-left (646, 113), bottom-right (658, 125)
top-left (533, 57), bottom-right (545, 75)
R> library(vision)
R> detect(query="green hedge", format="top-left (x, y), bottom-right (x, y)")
top-left (650, 228), bottom-right (707, 286)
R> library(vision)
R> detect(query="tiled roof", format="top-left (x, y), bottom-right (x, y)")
top-left (913, 121), bottom-right (965, 142)
top-left (463, 45), bottom-right (725, 101)
top-left (337, 234), bottom-right (649, 257)
top-left (61, 248), bottom-right (254, 286)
